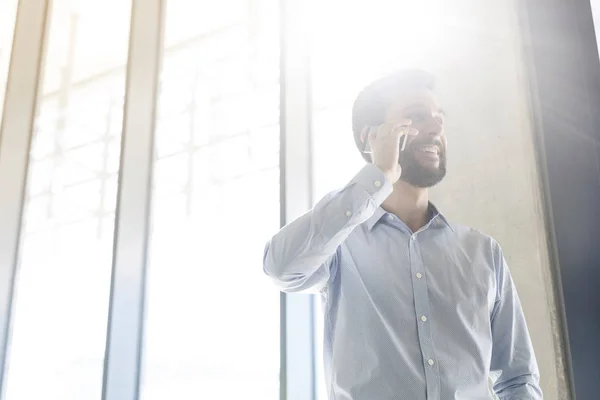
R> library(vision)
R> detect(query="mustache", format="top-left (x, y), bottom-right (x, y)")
top-left (408, 137), bottom-right (444, 150)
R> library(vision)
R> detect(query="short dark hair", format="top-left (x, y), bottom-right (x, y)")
top-left (352, 69), bottom-right (435, 162)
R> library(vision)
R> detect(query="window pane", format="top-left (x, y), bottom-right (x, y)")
top-left (140, 0), bottom-right (280, 399)
top-left (0, 0), bottom-right (18, 119)
top-left (4, 1), bottom-right (131, 399)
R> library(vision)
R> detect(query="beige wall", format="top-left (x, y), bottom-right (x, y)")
top-left (427, 1), bottom-right (566, 398)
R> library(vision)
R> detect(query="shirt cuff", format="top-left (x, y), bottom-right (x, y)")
top-left (350, 164), bottom-right (394, 206)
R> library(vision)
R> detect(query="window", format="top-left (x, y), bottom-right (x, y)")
top-left (0, 1), bottom-right (568, 399)
top-left (139, 0), bottom-right (281, 398)
top-left (3, 1), bottom-right (131, 399)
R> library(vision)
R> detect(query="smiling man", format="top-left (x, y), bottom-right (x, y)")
top-left (263, 70), bottom-right (543, 400)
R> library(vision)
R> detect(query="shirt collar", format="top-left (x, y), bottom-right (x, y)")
top-left (366, 207), bottom-right (387, 231)
top-left (366, 202), bottom-right (454, 232)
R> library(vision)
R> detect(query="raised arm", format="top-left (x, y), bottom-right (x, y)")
top-left (263, 121), bottom-right (414, 292)
top-left (263, 164), bottom-right (392, 293)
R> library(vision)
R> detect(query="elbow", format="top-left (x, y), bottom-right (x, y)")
top-left (263, 266), bottom-right (308, 293)
top-left (262, 242), bottom-right (313, 293)
top-left (263, 241), bottom-right (284, 280)
top-left (263, 242), bottom-right (294, 290)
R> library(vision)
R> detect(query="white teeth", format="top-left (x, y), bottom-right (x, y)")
top-left (419, 145), bottom-right (439, 154)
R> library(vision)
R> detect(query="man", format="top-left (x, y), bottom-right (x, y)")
top-left (263, 70), bottom-right (542, 399)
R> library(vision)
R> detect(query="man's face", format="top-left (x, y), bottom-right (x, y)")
top-left (384, 88), bottom-right (447, 188)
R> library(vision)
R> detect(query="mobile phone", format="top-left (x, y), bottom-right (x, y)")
top-left (399, 134), bottom-right (408, 152)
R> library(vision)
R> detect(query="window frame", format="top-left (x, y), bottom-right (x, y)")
top-left (0, 0), bottom-right (50, 397)
top-left (0, 0), bottom-right (318, 399)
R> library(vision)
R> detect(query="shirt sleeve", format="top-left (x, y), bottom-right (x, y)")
top-left (263, 163), bottom-right (392, 293)
top-left (489, 242), bottom-right (544, 400)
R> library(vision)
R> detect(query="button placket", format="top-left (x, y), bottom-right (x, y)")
top-left (408, 234), bottom-right (440, 399)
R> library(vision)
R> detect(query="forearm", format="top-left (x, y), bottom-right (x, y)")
top-left (263, 163), bottom-right (392, 292)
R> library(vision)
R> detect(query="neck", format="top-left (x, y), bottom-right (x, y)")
top-left (382, 179), bottom-right (430, 233)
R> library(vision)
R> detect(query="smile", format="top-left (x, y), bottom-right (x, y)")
top-left (415, 144), bottom-right (440, 155)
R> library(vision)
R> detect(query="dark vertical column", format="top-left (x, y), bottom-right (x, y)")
top-left (519, 0), bottom-right (600, 398)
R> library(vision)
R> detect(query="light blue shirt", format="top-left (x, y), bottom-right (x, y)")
top-left (264, 164), bottom-right (542, 400)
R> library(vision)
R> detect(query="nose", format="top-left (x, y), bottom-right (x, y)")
top-left (422, 116), bottom-right (444, 138)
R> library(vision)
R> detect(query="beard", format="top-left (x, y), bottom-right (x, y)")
top-left (398, 138), bottom-right (447, 188)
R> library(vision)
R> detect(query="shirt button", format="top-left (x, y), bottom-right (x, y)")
top-left (428, 359), bottom-right (435, 366)
top-left (374, 180), bottom-right (382, 188)
top-left (411, 235), bottom-right (416, 241)
top-left (345, 210), bottom-right (352, 217)
top-left (416, 272), bottom-right (423, 279)
top-left (420, 315), bottom-right (428, 322)
top-left (387, 215), bottom-right (394, 221)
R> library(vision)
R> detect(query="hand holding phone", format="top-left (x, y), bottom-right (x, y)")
top-left (360, 120), bottom-right (418, 184)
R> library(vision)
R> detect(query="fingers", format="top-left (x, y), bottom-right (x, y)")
top-left (366, 125), bottom-right (391, 149)
top-left (391, 120), bottom-right (418, 137)
top-left (364, 119), bottom-right (419, 144)
top-left (368, 122), bottom-right (407, 139)
top-left (398, 118), bottom-right (412, 128)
